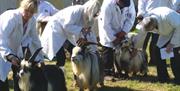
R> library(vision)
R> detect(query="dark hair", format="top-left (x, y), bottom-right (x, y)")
top-left (118, 0), bottom-right (130, 9)
top-left (122, 0), bottom-right (130, 7)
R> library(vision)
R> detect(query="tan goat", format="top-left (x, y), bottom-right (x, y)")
top-left (71, 46), bottom-right (100, 91)
top-left (114, 33), bottom-right (148, 77)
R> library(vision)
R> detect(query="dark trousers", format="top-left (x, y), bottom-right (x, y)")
top-left (101, 46), bottom-right (114, 70)
top-left (143, 32), bottom-right (159, 65)
top-left (171, 47), bottom-right (180, 84)
top-left (56, 47), bottom-right (66, 66)
top-left (0, 79), bottom-right (9, 91)
top-left (155, 43), bottom-right (180, 83)
top-left (56, 40), bottom-right (74, 66)
top-left (154, 45), bottom-right (170, 82)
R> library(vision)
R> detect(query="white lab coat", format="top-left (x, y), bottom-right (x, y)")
top-left (0, 9), bottom-right (43, 82)
top-left (137, 0), bottom-right (173, 17)
top-left (172, 0), bottom-right (180, 11)
top-left (40, 5), bottom-right (98, 60)
top-left (35, 1), bottom-right (59, 22)
top-left (98, 0), bottom-right (136, 48)
top-left (147, 7), bottom-right (180, 48)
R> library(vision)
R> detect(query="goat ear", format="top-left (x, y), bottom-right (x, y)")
top-left (28, 47), bottom-right (43, 63)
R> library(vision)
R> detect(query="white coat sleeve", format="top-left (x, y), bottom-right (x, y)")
top-left (99, 5), bottom-right (116, 42)
top-left (122, 1), bottom-right (136, 33)
top-left (173, 0), bottom-right (180, 11)
top-left (36, 1), bottom-right (58, 22)
top-left (0, 16), bottom-right (15, 62)
top-left (63, 12), bottom-right (82, 36)
top-left (137, 0), bottom-right (146, 17)
top-left (29, 18), bottom-right (44, 62)
top-left (168, 13), bottom-right (180, 46)
top-left (48, 3), bottom-right (59, 15)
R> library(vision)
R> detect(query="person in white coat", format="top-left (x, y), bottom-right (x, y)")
top-left (0, 0), bottom-right (44, 91)
top-left (98, 0), bottom-right (136, 75)
top-left (137, 0), bottom-right (172, 65)
top-left (35, 0), bottom-right (59, 35)
top-left (172, 0), bottom-right (180, 13)
top-left (140, 7), bottom-right (180, 84)
top-left (40, 0), bottom-right (101, 64)
top-left (35, 0), bottom-right (72, 69)
top-left (137, 0), bottom-right (172, 19)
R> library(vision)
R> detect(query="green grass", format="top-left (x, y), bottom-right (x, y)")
top-left (64, 61), bottom-right (180, 91)
top-left (9, 60), bottom-right (180, 91)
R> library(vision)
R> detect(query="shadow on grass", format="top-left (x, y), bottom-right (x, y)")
top-left (98, 86), bottom-right (134, 91)
top-left (126, 75), bottom-right (177, 85)
top-left (128, 75), bottom-right (158, 83)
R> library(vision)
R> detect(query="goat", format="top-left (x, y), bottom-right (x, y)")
top-left (18, 48), bottom-right (67, 91)
top-left (71, 46), bottom-right (100, 91)
top-left (114, 34), bottom-right (148, 78)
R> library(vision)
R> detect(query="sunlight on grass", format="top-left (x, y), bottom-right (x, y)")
top-left (64, 60), bottom-right (180, 91)
top-left (9, 60), bottom-right (180, 91)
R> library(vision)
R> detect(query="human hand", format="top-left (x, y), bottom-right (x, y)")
top-left (76, 38), bottom-right (88, 47)
top-left (112, 38), bottom-right (122, 46)
top-left (81, 27), bottom-right (91, 36)
top-left (115, 31), bottom-right (126, 39)
top-left (166, 43), bottom-right (174, 53)
top-left (7, 55), bottom-right (20, 67)
top-left (137, 15), bottom-right (144, 22)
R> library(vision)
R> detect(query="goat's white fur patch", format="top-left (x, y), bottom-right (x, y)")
top-left (71, 46), bottom-right (99, 90)
top-left (18, 71), bottom-right (31, 91)
top-left (21, 60), bottom-right (31, 68)
top-left (115, 35), bottom-right (147, 75)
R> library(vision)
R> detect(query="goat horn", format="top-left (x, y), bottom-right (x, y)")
top-left (28, 47), bottom-right (43, 62)
top-left (24, 44), bottom-right (30, 60)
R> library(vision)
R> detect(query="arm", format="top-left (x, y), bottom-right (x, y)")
top-left (63, 9), bottom-right (83, 36)
top-left (122, 0), bottom-right (136, 33)
top-left (137, 0), bottom-right (146, 17)
top-left (45, 1), bottom-right (59, 15)
top-left (168, 14), bottom-right (180, 46)
top-left (36, 1), bottom-right (59, 22)
top-left (29, 18), bottom-right (44, 61)
top-left (99, 4), bottom-right (116, 42)
top-left (172, 0), bottom-right (180, 12)
top-left (0, 15), bottom-right (16, 62)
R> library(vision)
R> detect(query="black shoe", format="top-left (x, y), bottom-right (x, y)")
top-left (158, 78), bottom-right (170, 83)
top-left (172, 79), bottom-right (180, 85)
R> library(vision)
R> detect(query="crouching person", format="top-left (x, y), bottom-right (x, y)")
top-left (0, 0), bottom-right (44, 91)
top-left (139, 7), bottom-right (180, 84)
top-left (71, 28), bottom-right (102, 90)
top-left (98, 0), bottom-right (136, 76)
top-left (40, 0), bottom-right (102, 88)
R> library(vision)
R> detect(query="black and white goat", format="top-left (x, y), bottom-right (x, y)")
top-left (114, 33), bottom-right (148, 77)
top-left (71, 46), bottom-right (100, 91)
top-left (18, 48), bottom-right (67, 91)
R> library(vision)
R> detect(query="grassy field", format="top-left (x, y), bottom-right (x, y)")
top-left (9, 60), bottom-right (180, 91)
top-left (64, 60), bottom-right (180, 91)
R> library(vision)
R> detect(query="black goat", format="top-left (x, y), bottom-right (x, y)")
top-left (18, 48), bottom-right (67, 91)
